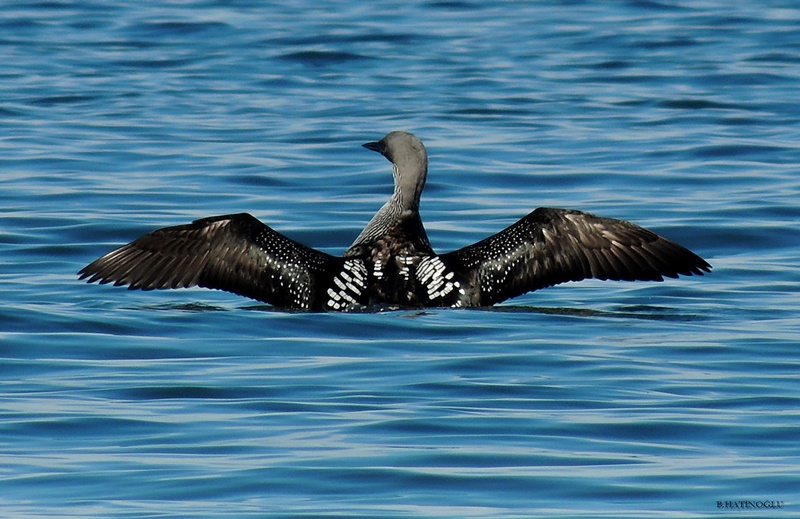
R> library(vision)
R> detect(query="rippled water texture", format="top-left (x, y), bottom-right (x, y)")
top-left (2, 1), bottom-right (799, 518)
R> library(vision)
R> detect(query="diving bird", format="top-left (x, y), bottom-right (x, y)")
top-left (79, 131), bottom-right (710, 310)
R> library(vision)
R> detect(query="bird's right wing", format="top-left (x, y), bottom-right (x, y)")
top-left (79, 213), bottom-right (367, 310)
top-left (439, 207), bottom-right (711, 306)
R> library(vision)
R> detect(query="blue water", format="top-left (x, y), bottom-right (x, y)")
top-left (2, 1), bottom-right (799, 517)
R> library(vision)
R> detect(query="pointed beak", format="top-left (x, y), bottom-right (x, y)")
top-left (362, 140), bottom-right (384, 154)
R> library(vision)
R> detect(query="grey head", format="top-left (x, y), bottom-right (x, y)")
top-left (345, 131), bottom-right (431, 253)
top-left (362, 131), bottom-right (428, 211)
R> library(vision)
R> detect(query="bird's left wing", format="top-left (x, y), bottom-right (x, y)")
top-left (79, 213), bottom-right (367, 310)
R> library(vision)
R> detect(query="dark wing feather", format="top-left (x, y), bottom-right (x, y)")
top-left (440, 207), bottom-right (711, 306)
top-left (78, 213), bottom-right (346, 309)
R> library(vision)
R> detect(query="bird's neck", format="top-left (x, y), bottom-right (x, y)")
top-left (392, 163), bottom-right (427, 212)
top-left (346, 163), bottom-right (428, 254)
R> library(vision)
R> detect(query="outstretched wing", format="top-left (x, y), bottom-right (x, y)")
top-left (439, 207), bottom-right (711, 306)
top-left (79, 213), bottom-right (365, 310)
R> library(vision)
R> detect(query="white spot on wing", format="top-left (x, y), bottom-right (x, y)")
top-left (325, 259), bottom-right (367, 310)
top-left (417, 256), bottom-right (460, 304)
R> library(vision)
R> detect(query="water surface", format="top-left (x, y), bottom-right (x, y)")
top-left (2, 1), bottom-right (799, 517)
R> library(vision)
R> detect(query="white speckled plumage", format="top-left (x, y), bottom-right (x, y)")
top-left (79, 131), bottom-right (711, 311)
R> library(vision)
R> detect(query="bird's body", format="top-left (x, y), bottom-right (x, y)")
top-left (79, 131), bottom-right (710, 311)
